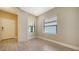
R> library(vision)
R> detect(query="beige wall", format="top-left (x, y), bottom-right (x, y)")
top-left (1, 19), bottom-right (16, 39)
top-left (0, 10), bottom-right (17, 40)
top-left (0, 10), bottom-right (17, 20)
top-left (0, 17), bottom-right (1, 39)
top-left (37, 7), bottom-right (79, 47)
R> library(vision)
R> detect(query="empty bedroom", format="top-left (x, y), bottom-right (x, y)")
top-left (0, 7), bottom-right (79, 51)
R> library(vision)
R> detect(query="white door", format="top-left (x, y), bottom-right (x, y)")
top-left (0, 18), bottom-right (16, 39)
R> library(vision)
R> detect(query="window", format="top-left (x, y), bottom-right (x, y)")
top-left (44, 17), bottom-right (57, 34)
top-left (28, 19), bottom-right (35, 32)
top-left (29, 25), bottom-right (35, 32)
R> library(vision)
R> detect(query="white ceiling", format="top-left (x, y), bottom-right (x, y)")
top-left (20, 7), bottom-right (54, 16)
top-left (0, 7), bottom-right (54, 16)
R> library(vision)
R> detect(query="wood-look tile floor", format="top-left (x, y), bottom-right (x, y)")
top-left (0, 38), bottom-right (75, 51)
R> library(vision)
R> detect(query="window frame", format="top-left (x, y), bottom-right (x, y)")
top-left (29, 25), bottom-right (35, 32)
top-left (43, 17), bottom-right (57, 35)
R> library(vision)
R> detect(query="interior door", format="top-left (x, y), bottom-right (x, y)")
top-left (1, 18), bottom-right (16, 39)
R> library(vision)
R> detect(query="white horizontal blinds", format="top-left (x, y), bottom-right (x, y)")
top-left (44, 16), bottom-right (57, 34)
top-left (45, 22), bottom-right (57, 26)
top-left (45, 17), bottom-right (57, 22)
top-left (44, 16), bottom-right (57, 26)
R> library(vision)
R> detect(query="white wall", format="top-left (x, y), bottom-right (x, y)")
top-left (18, 11), bottom-right (28, 42)
top-left (28, 15), bottom-right (36, 39)
top-left (18, 10), bottom-right (36, 42)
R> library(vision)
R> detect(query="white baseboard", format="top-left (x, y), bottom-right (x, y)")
top-left (38, 36), bottom-right (79, 51)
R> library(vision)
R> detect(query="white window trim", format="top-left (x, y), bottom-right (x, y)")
top-left (43, 16), bottom-right (57, 35)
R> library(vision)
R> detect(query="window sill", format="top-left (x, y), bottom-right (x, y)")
top-left (43, 32), bottom-right (57, 36)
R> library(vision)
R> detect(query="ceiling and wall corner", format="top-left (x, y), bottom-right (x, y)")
top-left (19, 7), bottom-right (54, 16)
top-left (0, 7), bottom-right (54, 16)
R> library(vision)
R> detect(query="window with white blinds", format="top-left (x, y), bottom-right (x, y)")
top-left (44, 16), bottom-right (57, 34)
